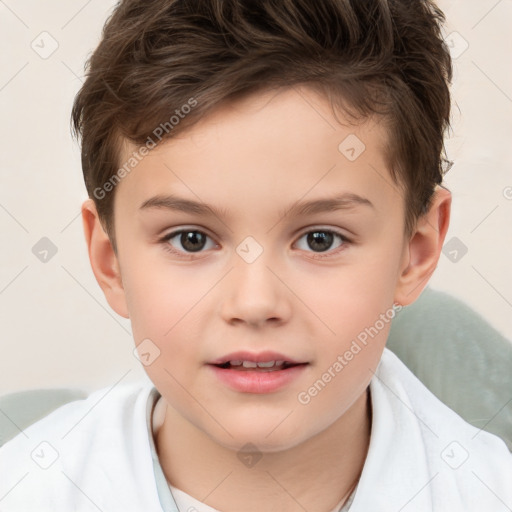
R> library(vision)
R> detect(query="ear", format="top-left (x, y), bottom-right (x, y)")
top-left (81, 199), bottom-right (129, 318)
top-left (394, 186), bottom-right (452, 306)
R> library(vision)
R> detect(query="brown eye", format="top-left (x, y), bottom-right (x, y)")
top-left (294, 229), bottom-right (350, 258)
top-left (161, 229), bottom-right (216, 255)
top-left (179, 231), bottom-right (207, 252)
top-left (306, 231), bottom-right (335, 252)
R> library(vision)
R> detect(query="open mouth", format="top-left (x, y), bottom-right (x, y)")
top-left (212, 361), bottom-right (307, 372)
top-left (208, 356), bottom-right (309, 393)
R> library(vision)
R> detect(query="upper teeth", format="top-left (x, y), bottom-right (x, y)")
top-left (230, 360), bottom-right (286, 368)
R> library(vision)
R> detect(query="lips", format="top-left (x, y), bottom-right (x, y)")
top-left (207, 351), bottom-right (309, 393)
top-left (208, 350), bottom-right (307, 371)
top-left (214, 360), bottom-right (301, 372)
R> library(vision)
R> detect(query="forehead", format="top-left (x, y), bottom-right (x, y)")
top-left (114, 86), bottom-right (402, 224)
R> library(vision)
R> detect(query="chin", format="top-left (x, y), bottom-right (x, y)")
top-left (211, 420), bottom-right (313, 454)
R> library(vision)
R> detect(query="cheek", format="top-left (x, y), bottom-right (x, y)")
top-left (295, 244), bottom-right (401, 395)
top-left (123, 262), bottom-right (232, 391)
top-left (298, 252), bottom-right (400, 344)
top-left (122, 253), bottom-right (205, 338)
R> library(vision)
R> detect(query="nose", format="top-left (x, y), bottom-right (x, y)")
top-left (219, 254), bottom-right (292, 328)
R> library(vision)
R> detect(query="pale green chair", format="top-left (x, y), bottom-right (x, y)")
top-left (387, 286), bottom-right (512, 450)
top-left (1, 287), bottom-right (511, 450)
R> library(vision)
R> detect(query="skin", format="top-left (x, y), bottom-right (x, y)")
top-left (82, 85), bottom-right (451, 512)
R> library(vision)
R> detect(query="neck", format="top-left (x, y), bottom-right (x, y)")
top-left (155, 388), bottom-right (371, 512)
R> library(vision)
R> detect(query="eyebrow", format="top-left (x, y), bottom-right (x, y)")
top-left (139, 192), bottom-right (374, 219)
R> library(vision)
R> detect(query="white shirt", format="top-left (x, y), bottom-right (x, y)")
top-left (1, 348), bottom-right (511, 511)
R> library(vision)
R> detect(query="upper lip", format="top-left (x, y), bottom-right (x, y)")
top-left (208, 351), bottom-right (307, 365)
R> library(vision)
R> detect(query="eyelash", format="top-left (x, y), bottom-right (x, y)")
top-left (158, 227), bottom-right (352, 260)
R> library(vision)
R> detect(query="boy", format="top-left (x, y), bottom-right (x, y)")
top-left (1, 0), bottom-right (511, 510)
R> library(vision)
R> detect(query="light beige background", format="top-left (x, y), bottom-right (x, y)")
top-left (0, 0), bottom-right (511, 394)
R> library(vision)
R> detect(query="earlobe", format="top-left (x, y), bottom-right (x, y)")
top-left (81, 199), bottom-right (130, 319)
top-left (394, 186), bottom-right (452, 306)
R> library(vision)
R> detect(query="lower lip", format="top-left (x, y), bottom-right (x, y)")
top-left (208, 364), bottom-right (308, 393)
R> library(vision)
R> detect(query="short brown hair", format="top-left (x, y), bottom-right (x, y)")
top-left (71, 0), bottom-right (452, 253)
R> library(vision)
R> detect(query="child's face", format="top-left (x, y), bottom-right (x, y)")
top-left (112, 86), bottom-right (410, 451)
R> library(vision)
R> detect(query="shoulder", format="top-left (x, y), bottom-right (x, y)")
top-left (1, 379), bottom-right (153, 447)
top-left (0, 379), bottom-right (163, 511)
top-left (376, 348), bottom-right (508, 446)
top-left (355, 348), bottom-right (512, 511)
top-left (375, 348), bottom-right (511, 461)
